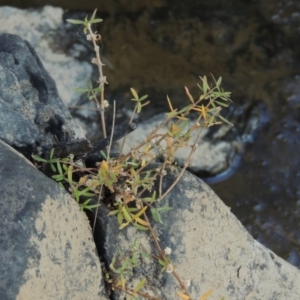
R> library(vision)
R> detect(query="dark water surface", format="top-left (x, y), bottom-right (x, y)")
top-left (2, 0), bottom-right (300, 267)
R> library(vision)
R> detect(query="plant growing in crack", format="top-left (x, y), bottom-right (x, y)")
top-left (33, 8), bottom-right (232, 300)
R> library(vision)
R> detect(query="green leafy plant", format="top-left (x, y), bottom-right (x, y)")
top-left (33, 9), bottom-right (233, 300)
top-left (32, 150), bottom-right (99, 211)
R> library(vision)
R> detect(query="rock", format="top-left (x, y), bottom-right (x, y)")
top-left (0, 140), bottom-right (108, 300)
top-left (93, 168), bottom-right (300, 299)
top-left (0, 6), bottom-right (92, 109)
top-left (0, 33), bottom-right (87, 158)
top-left (114, 103), bottom-right (268, 182)
top-left (0, 6), bottom-right (95, 138)
top-left (113, 113), bottom-right (230, 177)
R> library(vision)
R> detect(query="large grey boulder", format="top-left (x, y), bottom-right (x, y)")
top-left (0, 5), bottom-right (92, 109)
top-left (94, 168), bottom-right (300, 300)
top-left (0, 6), bottom-right (94, 138)
top-left (0, 140), bottom-right (108, 300)
top-left (0, 33), bottom-right (87, 159)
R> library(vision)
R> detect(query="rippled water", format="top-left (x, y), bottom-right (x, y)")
top-left (3, 0), bottom-right (300, 268)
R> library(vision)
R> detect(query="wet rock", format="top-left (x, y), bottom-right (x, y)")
top-left (0, 33), bottom-right (87, 159)
top-left (94, 168), bottom-right (300, 300)
top-left (0, 140), bottom-right (108, 300)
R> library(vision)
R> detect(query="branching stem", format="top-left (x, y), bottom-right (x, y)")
top-left (87, 23), bottom-right (107, 138)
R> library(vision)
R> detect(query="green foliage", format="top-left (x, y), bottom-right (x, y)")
top-left (106, 240), bottom-right (149, 299)
top-left (32, 9), bottom-right (233, 300)
top-left (32, 150), bottom-right (99, 212)
top-left (130, 87), bottom-right (150, 113)
top-left (75, 79), bottom-right (101, 100)
top-left (66, 9), bottom-right (102, 34)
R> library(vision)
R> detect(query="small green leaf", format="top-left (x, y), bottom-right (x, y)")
top-left (214, 100), bottom-right (229, 107)
top-left (150, 208), bottom-right (162, 223)
top-left (133, 223), bottom-right (148, 231)
top-left (139, 95), bottom-right (148, 101)
top-left (178, 104), bottom-right (192, 114)
top-left (60, 157), bottom-right (70, 163)
top-left (209, 115), bottom-right (215, 125)
top-left (57, 162), bottom-right (63, 175)
top-left (161, 266), bottom-right (167, 273)
top-left (117, 212), bottom-right (123, 225)
top-left (126, 161), bottom-right (139, 167)
top-left (157, 206), bottom-right (172, 213)
top-left (108, 209), bottom-right (119, 216)
top-left (74, 188), bottom-right (80, 202)
top-left (122, 207), bottom-right (132, 222)
top-left (113, 267), bottom-right (123, 275)
top-left (218, 114), bottom-right (234, 127)
top-left (137, 102), bottom-right (142, 113)
top-left (90, 18), bottom-right (103, 24)
top-left (80, 199), bottom-right (100, 211)
top-left (90, 8), bottom-right (97, 21)
top-left (158, 259), bottom-right (166, 266)
top-left (31, 155), bottom-right (47, 163)
top-left (78, 187), bottom-right (94, 197)
top-left (100, 150), bottom-right (107, 159)
top-left (127, 207), bottom-right (139, 212)
top-left (58, 182), bottom-right (64, 188)
top-left (130, 88), bottom-right (139, 100)
top-left (166, 110), bottom-right (179, 118)
top-left (92, 87), bottom-right (101, 93)
top-left (67, 166), bottom-right (73, 184)
top-left (75, 87), bottom-right (90, 93)
top-left (202, 76), bottom-right (209, 94)
top-left (50, 163), bottom-right (56, 173)
top-left (140, 251), bottom-right (151, 259)
top-left (52, 174), bottom-right (64, 182)
top-left (132, 206), bottom-right (147, 220)
top-left (134, 278), bottom-right (146, 292)
top-left (49, 148), bottom-right (55, 160)
top-left (66, 19), bottom-right (85, 24)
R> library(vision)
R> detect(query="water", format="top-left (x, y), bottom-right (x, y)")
top-left (2, 0), bottom-right (300, 268)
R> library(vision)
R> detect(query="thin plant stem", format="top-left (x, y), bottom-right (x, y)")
top-left (107, 100), bottom-right (116, 158)
top-left (143, 212), bottom-right (194, 299)
top-left (87, 22), bottom-right (107, 138)
top-left (93, 184), bottom-right (103, 232)
top-left (158, 160), bottom-right (167, 198)
top-left (119, 105), bottom-right (137, 156)
top-left (155, 127), bottom-right (204, 203)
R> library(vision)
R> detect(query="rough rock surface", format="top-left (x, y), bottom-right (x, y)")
top-left (114, 104), bottom-right (267, 181)
top-left (0, 140), bottom-right (108, 300)
top-left (0, 33), bottom-right (86, 158)
top-left (0, 5), bottom-right (92, 109)
top-left (94, 168), bottom-right (300, 300)
top-left (0, 6), bottom-right (95, 137)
